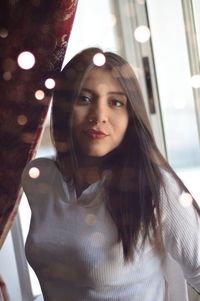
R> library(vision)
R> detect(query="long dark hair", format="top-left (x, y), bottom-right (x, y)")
top-left (51, 47), bottom-right (200, 263)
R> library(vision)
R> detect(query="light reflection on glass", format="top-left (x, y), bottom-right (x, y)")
top-left (3, 58), bottom-right (17, 72)
top-left (29, 167), bottom-right (40, 179)
top-left (85, 214), bottom-right (97, 226)
top-left (35, 90), bottom-right (45, 100)
top-left (17, 51), bottom-right (35, 70)
top-left (21, 132), bottom-right (35, 143)
top-left (179, 192), bottom-right (193, 207)
top-left (0, 28), bottom-right (8, 38)
top-left (110, 14), bottom-right (117, 27)
top-left (132, 66), bottom-right (142, 80)
top-left (17, 115), bottom-right (28, 126)
top-left (3, 71), bottom-right (12, 81)
top-left (45, 78), bottom-right (55, 89)
top-left (134, 25), bottom-right (151, 43)
top-left (93, 53), bottom-right (106, 66)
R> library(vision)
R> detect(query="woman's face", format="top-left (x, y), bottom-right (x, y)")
top-left (72, 68), bottom-right (129, 157)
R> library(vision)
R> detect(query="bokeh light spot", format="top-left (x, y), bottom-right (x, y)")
top-left (190, 74), bottom-right (200, 89)
top-left (111, 66), bottom-right (120, 78)
top-left (3, 71), bottom-right (12, 81)
top-left (35, 90), bottom-right (45, 100)
top-left (45, 78), bottom-right (55, 89)
top-left (17, 51), bottom-right (35, 70)
top-left (133, 66), bottom-right (142, 80)
top-left (3, 58), bottom-right (17, 72)
top-left (134, 25), bottom-right (151, 43)
top-left (29, 167), bottom-right (40, 179)
top-left (21, 132), bottom-right (35, 143)
top-left (179, 192), bottom-right (193, 207)
top-left (85, 214), bottom-right (97, 226)
top-left (102, 169), bottom-right (112, 180)
top-left (93, 53), bottom-right (106, 66)
top-left (17, 115), bottom-right (28, 126)
top-left (110, 14), bottom-right (117, 27)
top-left (120, 64), bottom-right (132, 79)
top-left (85, 168), bottom-right (101, 184)
top-left (0, 28), bottom-right (8, 38)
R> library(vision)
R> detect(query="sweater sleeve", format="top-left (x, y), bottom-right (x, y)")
top-left (160, 170), bottom-right (200, 293)
top-left (21, 157), bottom-right (57, 210)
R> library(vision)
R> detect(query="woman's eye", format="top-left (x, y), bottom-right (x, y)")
top-left (111, 99), bottom-right (125, 108)
top-left (78, 95), bottom-right (92, 105)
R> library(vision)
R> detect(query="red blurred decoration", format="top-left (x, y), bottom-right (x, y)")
top-left (0, 0), bottom-right (78, 247)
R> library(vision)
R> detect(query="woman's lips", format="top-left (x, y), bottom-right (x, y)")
top-left (85, 129), bottom-right (108, 139)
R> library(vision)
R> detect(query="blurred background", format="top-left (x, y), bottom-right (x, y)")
top-left (0, 0), bottom-right (200, 300)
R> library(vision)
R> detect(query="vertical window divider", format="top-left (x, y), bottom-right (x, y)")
top-left (182, 0), bottom-right (200, 143)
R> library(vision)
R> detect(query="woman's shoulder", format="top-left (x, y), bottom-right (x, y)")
top-left (22, 156), bottom-right (57, 175)
top-left (158, 166), bottom-right (199, 220)
top-left (21, 157), bottom-right (58, 192)
top-left (159, 166), bottom-right (182, 196)
top-left (24, 156), bottom-right (56, 169)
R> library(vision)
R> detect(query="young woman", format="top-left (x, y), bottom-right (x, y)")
top-left (22, 47), bottom-right (200, 301)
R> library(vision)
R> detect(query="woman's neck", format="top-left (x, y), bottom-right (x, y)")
top-left (73, 155), bottom-right (105, 197)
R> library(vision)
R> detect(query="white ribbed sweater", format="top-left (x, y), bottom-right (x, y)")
top-left (21, 157), bottom-right (200, 301)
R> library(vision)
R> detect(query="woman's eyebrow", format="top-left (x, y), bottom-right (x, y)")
top-left (108, 91), bottom-right (127, 97)
top-left (81, 88), bottom-right (127, 97)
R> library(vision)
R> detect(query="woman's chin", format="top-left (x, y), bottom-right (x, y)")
top-left (84, 150), bottom-right (109, 158)
top-left (76, 145), bottom-right (111, 158)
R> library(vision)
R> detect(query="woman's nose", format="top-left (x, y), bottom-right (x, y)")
top-left (89, 101), bottom-right (108, 124)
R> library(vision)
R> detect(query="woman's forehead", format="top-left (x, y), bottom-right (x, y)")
top-left (81, 67), bottom-right (126, 93)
